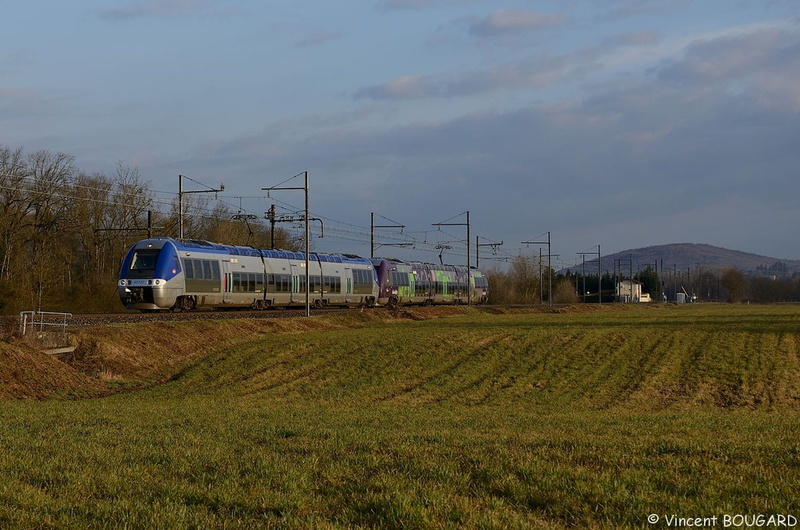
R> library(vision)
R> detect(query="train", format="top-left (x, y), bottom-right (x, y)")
top-left (117, 238), bottom-right (489, 311)
top-left (371, 258), bottom-right (488, 307)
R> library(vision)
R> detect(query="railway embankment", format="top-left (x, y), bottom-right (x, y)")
top-left (1, 306), bottom-right (483, 400)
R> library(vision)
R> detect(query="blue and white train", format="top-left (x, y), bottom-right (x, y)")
top-left (118, 238), bottom-right (378, 311)
top-left (117, 238), bottom-right (489, 311)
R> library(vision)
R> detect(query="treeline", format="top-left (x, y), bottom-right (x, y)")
top-left (486, 256), bottom-right (800, 304)
top-left (0, 146), bottom-right (298, 314)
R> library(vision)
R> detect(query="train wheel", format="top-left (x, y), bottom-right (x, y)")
top-left (172, 296), bottom-right (196, 312)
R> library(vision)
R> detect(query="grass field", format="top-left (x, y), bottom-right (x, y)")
top-left (1, 304), bottom-right (799, 528)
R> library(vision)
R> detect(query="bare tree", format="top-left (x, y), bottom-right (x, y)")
top-left (0, 146), bottom-right (28, 283)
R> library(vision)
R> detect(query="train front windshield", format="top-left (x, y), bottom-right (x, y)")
top-left (129, 249), bottom-right (160, 274)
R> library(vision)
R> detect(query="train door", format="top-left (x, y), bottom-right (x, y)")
top-left (344, 268), bottom-right (353, 302)
top-left (290, 263), bottom-right (300, 304)
top-left (221, 260), bottom-right (233, 304)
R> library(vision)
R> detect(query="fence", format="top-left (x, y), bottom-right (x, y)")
top-left (19, 311), bottom-right (73, 337)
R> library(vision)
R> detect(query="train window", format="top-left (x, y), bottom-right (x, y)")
top-left (390, 271), bottom-right (409, 286)
top-left (256, 274), bottom-right (264, 292)
top-left (248, 273), bottom-right (256, 292)
top-left (232, 272), bottom-right (241, 292)
top-left (212, 261), bottom-right (221, 280)
top-left (203, 261), bottom-right (212, 281)
top-left (130, 250), bottom-right (159, 271)
top-left (183, 259), bottom-right (194, 279)
top-left (195, 259), bottom-right (205, 280)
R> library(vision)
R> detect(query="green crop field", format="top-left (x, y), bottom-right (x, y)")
top-left (1, 305), bottom-right (799, 528)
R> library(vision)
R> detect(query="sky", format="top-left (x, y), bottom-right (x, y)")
top-left (2, 0), bottom-right (800, 268)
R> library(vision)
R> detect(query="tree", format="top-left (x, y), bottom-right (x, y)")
top-left (509, 256), bottom-right (541, 304)
top-left (484, 267), bottom-right (511, 304)
top-left (720, 268), bottom-right (747, 303)
top-left (24, 150), bottom-right (75, 310)
top-left (635, 266), bottom-right (661, 302)
top-left (0, 146), bottom-right (163, 312)
top-left (552, 277), bottom-right (579, 303)
top-left (0, 146), bottom-right (28, 283)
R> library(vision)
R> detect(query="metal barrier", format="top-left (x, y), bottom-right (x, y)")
top-left (19, 311), bottom-right (73, 336)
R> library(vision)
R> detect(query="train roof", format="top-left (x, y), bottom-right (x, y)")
top-left (371, 257), bottom-right (481, 272)
top-left (139, 238), bottom-right (373, 265)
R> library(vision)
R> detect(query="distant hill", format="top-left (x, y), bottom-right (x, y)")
top-left (565, 243), bottom-right (800, 276)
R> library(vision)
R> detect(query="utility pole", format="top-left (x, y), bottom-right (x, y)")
top-left (263, 171), bottom-right (310, 317)
top-left (630, 254), bottom-right (634, 302)
top-left (178, 175), bottom-right (224, 240)
top-left (522, 231), bottom-right (552, 306)
top-left (370, 213), bottom-right (409, 258)
top-left (266, 205), bottom-right (276, 249)
top-left (578, 245), bottom-right (601, 304)
top-left (432, 211), bottom-right (471, 305)
top-left (582, 254), bottom-right (586, 303)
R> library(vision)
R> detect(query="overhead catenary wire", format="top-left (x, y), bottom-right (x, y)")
top-left (2, 170), bottom-right (497, 264)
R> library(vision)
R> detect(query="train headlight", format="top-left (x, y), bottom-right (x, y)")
top-left (119, 279), bottom-right (126, 286)
top-left (148, 280), bottom-right (152, 285)
top-left (155, 279), bottom-right (161, 285)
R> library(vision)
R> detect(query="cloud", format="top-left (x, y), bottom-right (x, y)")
top-left (596, 0), bottom-right (688, 21)
top-left (375, 0), bottom-right (489, 10)
top-left (658, 28), bottom-right (800, 85)
top-left (601, 30), bottom-right (661, 48)
top-left (179, 72), bottom-right (800, 256)
top-left (0, 88), bottom-right (51, 120)
top-left (354, 28), bottom-right (661, 101)
top-left (354, 75), bottom-right (443, 100)
top-left (376, 0), bottom-right (432, 9)
top-left (469, 9), bottom-right (569, 37)
top-left (165, 22), bottom-right (800, 258)
top-left (98, 0), bottom-right (241, 20)
top-left (295, 32), bottom-right (342, 48)
top-left (355, 23), bottom-right (800, 104)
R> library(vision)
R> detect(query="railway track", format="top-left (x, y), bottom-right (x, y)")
top-left (66, 307), bottom-right (358, 327)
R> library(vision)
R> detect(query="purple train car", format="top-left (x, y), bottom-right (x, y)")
top-left (370, 258), bottom-right (489, 308)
